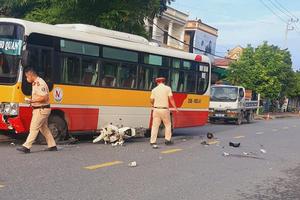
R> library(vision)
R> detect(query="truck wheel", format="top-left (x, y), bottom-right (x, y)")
top-left (246, 112), bottom-right (253, 123)
top-left (36, 115), bottom-right (67, 144)
top-left (235, 114), bottom-right (243, 125)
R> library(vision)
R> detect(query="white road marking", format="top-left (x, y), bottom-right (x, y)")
top-left (256, 132), bottom-right (264, 135)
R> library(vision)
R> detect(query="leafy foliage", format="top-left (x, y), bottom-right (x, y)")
top-left (0, 0), bottom-right (174, 37)
top-left (226, 42), bottom-right (297, 99)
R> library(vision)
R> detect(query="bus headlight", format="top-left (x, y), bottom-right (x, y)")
top-left (0, 103), bottom-right (19, 116)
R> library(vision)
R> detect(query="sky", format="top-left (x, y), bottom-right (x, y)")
top-left (172, 0), bottom-right (300, 70)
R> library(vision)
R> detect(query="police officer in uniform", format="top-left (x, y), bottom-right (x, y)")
top-left (17, 68), bottom-right (57, 153)
top-left (150, 77), bottom-right (178, 148)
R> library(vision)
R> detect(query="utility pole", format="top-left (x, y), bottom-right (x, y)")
top-left (284, 18), bottom-right (298, 48)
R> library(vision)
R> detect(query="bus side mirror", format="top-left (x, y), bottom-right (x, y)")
top-left (21, 50), bottom-right (30, 68)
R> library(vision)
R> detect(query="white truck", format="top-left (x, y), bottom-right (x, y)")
top-left (209, 84), bottom-right (259, 125)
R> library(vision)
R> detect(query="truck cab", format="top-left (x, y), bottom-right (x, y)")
top-left (209, 84), bottom-right (258, 125)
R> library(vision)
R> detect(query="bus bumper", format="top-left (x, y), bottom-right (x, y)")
top-left (0, 114), bottom-right (26, 134)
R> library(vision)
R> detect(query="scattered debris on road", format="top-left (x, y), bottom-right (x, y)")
top-left (128, 161), bottom-right (137, 167)
top-left (229, 142), bottom-right (241, 148)
top-left (207, 132), bottom-right (214, 139)
top-left (93, 124), bottom-right (146, 146)
top-left (260, 149), bottom-right (267, 154)
top-left (223, 152), bottom-right (230, 156)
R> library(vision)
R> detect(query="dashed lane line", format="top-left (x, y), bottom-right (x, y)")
top-left (282, 127), bottom-right (289, 130)
top-left (161, 148), bottom-right (183, 154)
top-left (233, 136), bottom-right (245, 139)
top-left (84, 161), bottom-right (123, 170)
top-left (206, 140), bottom-right (220, 145)
top-left (0, 184), bottom-right (5, 189)
top-left (272, 129), bottom-right (278, 132)
top-left (255, 132), bottom-right (264, 135)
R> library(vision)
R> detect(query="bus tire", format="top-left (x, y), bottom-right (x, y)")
top-left (36, 115), bottom-right (67, 144)
top-left (144, 129), bottom-right (151, 138)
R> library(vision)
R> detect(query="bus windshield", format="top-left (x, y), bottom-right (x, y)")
top-left (210, 86), bottom-right (238, 102)
top-left (0, 23), bottom-right (24, 84)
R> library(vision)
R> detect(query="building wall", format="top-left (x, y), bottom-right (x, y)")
top-left (184, 20), bottom-right (218, 58)
top-left (146, 7), bottom-right (189, 50)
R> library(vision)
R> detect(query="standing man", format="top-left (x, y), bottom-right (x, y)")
top-left (150, 77), bottom-right (178, 148)
top-left (17, 68), bottom-right (57, 153)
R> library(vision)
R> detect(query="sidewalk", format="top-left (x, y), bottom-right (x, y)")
top-left (255, 112), bottom-right (300, 120)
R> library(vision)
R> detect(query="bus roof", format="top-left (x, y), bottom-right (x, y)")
top-left (0, 18), bottom-right (211, 64)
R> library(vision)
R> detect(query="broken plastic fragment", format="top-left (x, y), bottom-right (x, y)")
top-left (223, 152), bottom-right (230, 156)
top-left (260, 149), bottom-right (267, 154)
top-left (129, 161), bottom-right (137, 167)
top-left (229, 142), bottom-right (240, 148)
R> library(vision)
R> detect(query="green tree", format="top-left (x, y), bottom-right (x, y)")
top-left (226, 42), bottom-right (295, 100)
top-left (0, 0), bottom-right (174, 37)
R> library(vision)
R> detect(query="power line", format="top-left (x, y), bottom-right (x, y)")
top-left (259, 0), bottom-right (288, 23)
top-left (267, 0), bottom-right (294, 19)
top-left (147, 18), bottom-right (234, 60)
top-left (273, 0), bottom-right (299, 20)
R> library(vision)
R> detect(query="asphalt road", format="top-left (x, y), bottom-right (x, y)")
top-left (0, 117), bottom-right (300, 200)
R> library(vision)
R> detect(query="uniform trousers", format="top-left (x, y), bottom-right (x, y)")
top-left (23, 108), bottom-right (56, 149)
top-left (150, 108), bottom-right (172, 144)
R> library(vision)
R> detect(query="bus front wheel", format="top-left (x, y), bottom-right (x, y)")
top-left (36, 115), bottom-right (67, 144)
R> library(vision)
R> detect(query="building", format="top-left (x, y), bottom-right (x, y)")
top-left (226, 45), bottom-right (244, 60)
top-left (211, 58), bottom-right (233, 84)
top-left (184, 19), bottom-right (218, 58)
top-left (145, 7), bottom-right (189, 50)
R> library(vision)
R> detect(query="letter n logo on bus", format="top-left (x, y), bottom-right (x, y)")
top-left (53, 87), bottom-right (63, 103)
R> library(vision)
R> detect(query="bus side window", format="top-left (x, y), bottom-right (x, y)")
top-left (138, 67), bottom-right (154, 90)
top-left (117, 63), bottom-right (137, 89)
top-left (81, 58), bottom-right (98, 86)
top-left (60, 56), bottom-right (80, 84)
top-left (101, 61), bottom-right (118, 87)
top-left (40, 49), bottom-right (53, 91)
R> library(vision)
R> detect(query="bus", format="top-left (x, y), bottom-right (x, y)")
top-left (0, 18), bottom-right (211, 141)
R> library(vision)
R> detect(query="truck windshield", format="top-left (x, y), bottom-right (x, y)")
top-left (0, 23), bottom-right (24, 84)
top-left (210, 87), bottom-right (238, 102)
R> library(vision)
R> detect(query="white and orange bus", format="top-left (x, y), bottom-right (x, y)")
top-left (0, 18), bottom-right (211, 141)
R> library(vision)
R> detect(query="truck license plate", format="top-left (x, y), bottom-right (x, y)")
top-left (215, 114), bottom-right (225, 117)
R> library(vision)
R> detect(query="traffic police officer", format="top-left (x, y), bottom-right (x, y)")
top-left (150, 77), bottom-right (178, 147)
top-left (17, 68), bottom-right (57, 153)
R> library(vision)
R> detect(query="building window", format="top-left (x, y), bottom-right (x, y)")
top-left (163, 31), bottom-right (168, 44)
